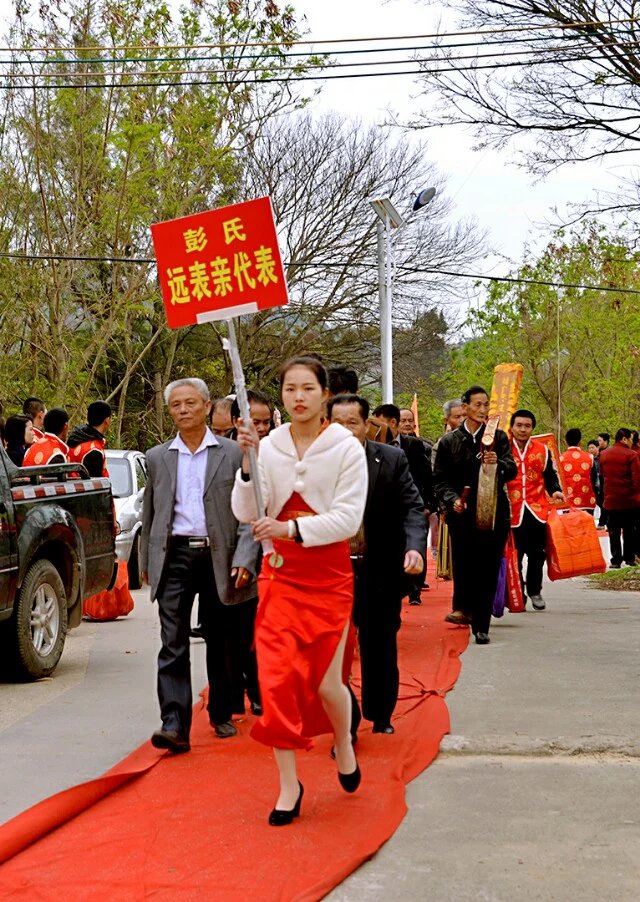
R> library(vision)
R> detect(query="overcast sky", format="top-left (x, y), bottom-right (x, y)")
top-left (292, 0), bottom-right (624, 269)
top-left (0, 0), bottom-right (625, 272)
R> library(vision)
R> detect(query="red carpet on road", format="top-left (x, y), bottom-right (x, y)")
top-left (0, 580), bottom-right (467, 901)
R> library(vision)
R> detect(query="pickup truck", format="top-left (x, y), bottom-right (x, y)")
top-left (0, 445), bottom-right (116, 680)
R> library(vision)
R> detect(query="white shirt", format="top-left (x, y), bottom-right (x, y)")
top-left (463, 420), bottom-right (483, 440)
top-left (170, 428), bottom-right (218, 536)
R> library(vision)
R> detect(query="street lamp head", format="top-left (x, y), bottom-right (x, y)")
top-left (412, 187), bottom-right (437, 212)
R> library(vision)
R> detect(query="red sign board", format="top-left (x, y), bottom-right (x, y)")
top-left (150, 197), bottom-right (289, 328)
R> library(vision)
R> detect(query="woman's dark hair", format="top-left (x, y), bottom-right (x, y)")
top-left (615, 427), bottom-right (632, 443)
top-left (4, 414), bottom-right (32, 448)
top-left (279, 356), bottom-right (328, 391)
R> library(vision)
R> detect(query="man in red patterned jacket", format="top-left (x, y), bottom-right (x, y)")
top-left (559, 428), bottom-right (597, 513)
top-left (507, 410), bottom-right (565, 611)
top-left (67, 401), bottom-right (111, 477)
top-left (22, 408), bottom-right (70, 466)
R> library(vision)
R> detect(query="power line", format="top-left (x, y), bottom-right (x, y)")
top-left (2, 250), bottom-right (639, 295)
top-left (0, 28), bottom-right (633, 68)
top-left (3, 38), bottom-right (634, 82)
top-left (1, 50), bottom-right (632, 90)
top-left (0, 16), bottom-right (637, 53)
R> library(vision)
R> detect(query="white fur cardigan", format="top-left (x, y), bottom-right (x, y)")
top-left (231, 422), bottom-right (367, 546)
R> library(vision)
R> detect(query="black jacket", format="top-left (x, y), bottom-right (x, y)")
top-left (398, 434), bottom-right (434, 510)
top-left (361, 441), bottom-right (427, 589)
top-left (434, 423), bottom-right (517, 527)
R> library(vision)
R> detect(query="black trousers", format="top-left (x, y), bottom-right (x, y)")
top-left (448, 514), bottom-right (509, 635)
top-left (156, 541), bottom-right (234, 738)
top-left (353, 562), bottom-right (402, 724)
top-left (228, 598), bottom-right (261, 713)
top-left (407, 560), bottom-right (428, 600)
top-left (512, 508), bottom-right (547, 598)
top-left (607, 509), bottom-right (638, 566)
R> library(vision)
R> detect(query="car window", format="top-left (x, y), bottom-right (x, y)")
top-left (135, 458), bottom-right (147, 491)
top-left (107, 458), bottom-right (133, 498)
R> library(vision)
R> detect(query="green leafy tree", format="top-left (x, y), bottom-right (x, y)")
top-left (440, 223), bottom-right (640, 439)
top-left (0, 0), bottom-right (309, 443)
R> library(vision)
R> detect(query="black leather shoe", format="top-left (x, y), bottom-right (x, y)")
top-left (408, 597), bottom-right (422, 606)
top-left (338, 763), bottom-right (361, 793)
top-left (372, 722), bottom-right (395, 734)
top-left (475, 632), bottom-right (491, 645)
top-left (212, 720), bottom-right (238, 738)
top-left (250, 701), bottom-right (263, 716)
top-left (151, 729), bottom-right (190, 754)
top-left (269, 782), bottom-right (304, 826)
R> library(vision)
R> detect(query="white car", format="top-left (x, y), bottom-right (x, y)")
top-left (105, 450), bottom-right (147, 589)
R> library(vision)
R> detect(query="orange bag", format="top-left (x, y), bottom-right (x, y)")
top-left (504, 532), bottom-right (525, 612)
top-left (546, 509), bottom-right (606, 581)
top-left (83, 560), bottom-right (134, 621)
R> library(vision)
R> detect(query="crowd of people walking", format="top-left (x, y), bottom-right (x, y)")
top-left (2, 366), bottom-right (633, 827)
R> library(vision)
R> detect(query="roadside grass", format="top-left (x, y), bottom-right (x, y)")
top-left (588, 565), bottom-right (640, 591)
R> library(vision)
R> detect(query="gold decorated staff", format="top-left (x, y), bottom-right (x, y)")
top-left (476, 363), bottom-right (525, 531)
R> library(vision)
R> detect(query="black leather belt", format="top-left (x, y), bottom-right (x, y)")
top-left (171, 536), bottom-right (210, 548)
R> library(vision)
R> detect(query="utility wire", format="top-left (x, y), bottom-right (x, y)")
top-left (0, 16), bottom-right (637, 53)
top-left (1, 250), bottom-right (639, 295)
top-left (0, 28), bottom-right (634, 67)
top-left (3, 38), bottom-right (635, 81)
top-left (1, 50), bottom-right (632, 90)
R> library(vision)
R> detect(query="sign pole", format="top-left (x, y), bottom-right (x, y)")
top-left (222, 317), bottom-right (273, 553)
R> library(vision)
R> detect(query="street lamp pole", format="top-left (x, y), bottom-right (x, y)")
top-left (377, 214), bottom-right (394, 403)
top-left (369, 188), bottom-right (437, 404)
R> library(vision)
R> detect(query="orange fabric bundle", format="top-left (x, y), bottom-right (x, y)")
top-left (546, 509), bottom-right (606, 581)
top-left (504, 532), bottom-right (525, 612)
top-left (83, 560), bottom-right (134, 621)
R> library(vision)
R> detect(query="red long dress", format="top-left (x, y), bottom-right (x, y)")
top-left (251, 493), bottom-right (354, 751)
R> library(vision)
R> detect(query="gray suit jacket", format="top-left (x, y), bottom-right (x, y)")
top-left (140, 435), bottom-right (259, 604)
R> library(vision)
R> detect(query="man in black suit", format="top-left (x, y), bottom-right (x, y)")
top-left (329, 394), bottom-right (427, 734)
top-left (433, 385), bottom-right (517, 645)
top-left (373, 403), bottom-right (432, 604)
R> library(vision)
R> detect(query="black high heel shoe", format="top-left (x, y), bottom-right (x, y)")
top-left (268, 782), bottom-right (304, 826)
top-left (338, 762), bottom-right (361, 793)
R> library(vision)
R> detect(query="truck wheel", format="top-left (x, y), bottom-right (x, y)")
top-left (11, 560), bottom-right (68, 681)
top-left (127, 533), bottom-right (142, 590)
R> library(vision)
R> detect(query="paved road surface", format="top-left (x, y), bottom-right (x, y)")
top-left (1, 574), bottom-right (639, 900)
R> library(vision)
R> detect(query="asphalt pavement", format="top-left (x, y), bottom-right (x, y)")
top-left (1, 569), bottom-right (639, 900)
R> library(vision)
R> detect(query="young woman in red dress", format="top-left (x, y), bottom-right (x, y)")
top-left (232, 357), bottom-right (367, 825)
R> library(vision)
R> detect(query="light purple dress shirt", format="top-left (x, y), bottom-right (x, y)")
top-left (170, 429), bottom-right (218, 536)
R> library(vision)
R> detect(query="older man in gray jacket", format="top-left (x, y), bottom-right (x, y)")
top-left (141, 377), bottom-right (259, 753)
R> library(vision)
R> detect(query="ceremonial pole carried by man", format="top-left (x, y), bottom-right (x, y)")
top-left (433, 385), bottom-right (517, 644)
